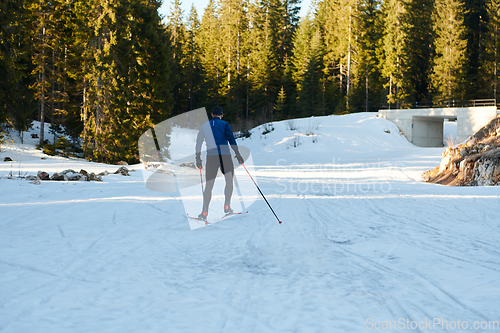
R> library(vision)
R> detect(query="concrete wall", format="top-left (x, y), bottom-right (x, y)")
top-left (378, 106), bottom-right (497, 146)
top-left (412, 117), bottom-right (444, 147)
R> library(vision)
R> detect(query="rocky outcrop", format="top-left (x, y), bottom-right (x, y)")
top-left (29, 167), bottom-right (129, 182)
top-left (424, 116), bottom-right (500, 186)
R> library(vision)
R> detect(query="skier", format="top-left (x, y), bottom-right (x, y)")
top-left (195, 106), bottom-right (244, 221)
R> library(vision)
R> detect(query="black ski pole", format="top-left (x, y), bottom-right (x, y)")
top-left (241, 163), bottom-right (282, 224)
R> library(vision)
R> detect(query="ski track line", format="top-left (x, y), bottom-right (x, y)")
top-left (0, 259), bottom-right (60, 279)
top-left (360, 198), bottom-right (500, 274)
top-left (0, 276), bottom-right (62, 310)
top-left (57, 224), bottom-right (74, 249)
top-left (410, 268), bottom-right (491, 322)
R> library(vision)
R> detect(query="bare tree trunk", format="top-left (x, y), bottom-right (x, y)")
top-left (40, 25), bottom-right (46, 147)
top-left (366, 68), bottom-right (369, 112)
top-left (346, 6), bottom-right (352, 109)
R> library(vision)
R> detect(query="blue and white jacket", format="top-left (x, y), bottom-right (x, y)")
top-left (195, 117), bottom-right (239, 156)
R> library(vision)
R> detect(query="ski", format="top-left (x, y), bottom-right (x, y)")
top-left (187, 213), bottom-right (211, 225)
top-left (187, 211), bottom-right (248, 225)
top-left (213, 210), bottom-right (249, 222)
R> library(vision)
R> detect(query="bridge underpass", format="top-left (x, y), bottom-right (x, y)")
top-left (378, 106), bottom-right (497, 147)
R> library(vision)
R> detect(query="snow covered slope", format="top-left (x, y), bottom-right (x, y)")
top-left (1, 113), bottom-right (499, 332)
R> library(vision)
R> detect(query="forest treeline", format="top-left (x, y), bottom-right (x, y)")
top-left (1, 0), bottom-right (500, 163)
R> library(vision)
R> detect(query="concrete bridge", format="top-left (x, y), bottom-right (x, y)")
top-left (378, 106), bottom-right (498, 147)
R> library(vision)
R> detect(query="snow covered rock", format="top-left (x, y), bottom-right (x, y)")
top-left (50, 172), bottom-right (65, 181)
top-left (179, 161), bottom-right (196, 169)
top-left (424, 116), bottom-right (500, 186)
top-left (114, 166), bottom-right (129, 176)
top-left (37, 171), bottom-right (50, 180)
top-left (3, 157), bottom-right (13, 162)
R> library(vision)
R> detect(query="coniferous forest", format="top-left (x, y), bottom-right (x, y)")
top-left (1, 0), bottom-right (499, 163)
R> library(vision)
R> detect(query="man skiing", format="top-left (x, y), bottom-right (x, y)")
top-left (195, 106), bottom-right (244, 221)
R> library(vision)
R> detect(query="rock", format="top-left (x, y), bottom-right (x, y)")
top-left (180, 162), bottom-right (197, 169)
top-left (37, 171), bottom-right (50, 180)
top-left (88, 172), bottom-right (102, 181)
top-left (60, 169), bottom-right (77, 175)
top-left (79, 169), bottom-right (90, 180)
top-left (4, 157), bottom-right (13, 162)
top-left (117, 161), bottom-right (128, 165)
top-left (114, 166), bottom-right (129, 176)
top-left (67, 173), bottom-right (82, 181)
top-left (30, 177), bottom-right (41, 185)
top-left (50, 172), bottom-right (65, 181)
top-left (98, 170), bottom-right (109, 176)
top-left (425, 117), bottom-right (500, 186)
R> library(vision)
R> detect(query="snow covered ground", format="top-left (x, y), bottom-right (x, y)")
top-left (1, 113), bottom-right (499, 332)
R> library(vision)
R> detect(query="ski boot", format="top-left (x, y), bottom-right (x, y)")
top-left (224, 205), bottom-right (233, 214)
top-left (198, 211), bottom-right (208, 221)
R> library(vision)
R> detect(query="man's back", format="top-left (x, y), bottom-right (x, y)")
top-left (196, 117), bottom-right (237, 156)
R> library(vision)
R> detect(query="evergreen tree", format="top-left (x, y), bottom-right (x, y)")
top-left (167, 0), bottom-right (190, 115)
top-left (405, 0), bottom-right (434, 104)
top-left (485, 0), bottom-right (500, 99)
top-left (198, 0), bottom-right (222, 109)
top-left (74, 0), bottom-right (172, 163)
top-left (1, 0), bottom-right (36, 141)
top-left (464, 0), bottom-right (490, 98)
top-left (28, 0), bottom-right (54, 146)
top-left (268, 0), bottom-right (301, 112)
top-left (379, 0), bottom-right (410, 107)
top-left (247, 0), bottom-right (278, 122)
top-left (186, 5), bottom-right (203, 111)
top-left (319, 0), bottom-right (360, 112)
top-left (218, 0), bottom-right (250, 122)
top-left (350, 0), bottom-right (384, 112)
top-left (431, 0), bottom-right (467, 101)
top-left (292, 13), bottom-right (324, 116)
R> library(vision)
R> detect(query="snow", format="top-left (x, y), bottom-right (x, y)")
top-left (1, 113), bottom-right (499, 332)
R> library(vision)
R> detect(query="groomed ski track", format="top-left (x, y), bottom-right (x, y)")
top-left (0, 113), bottom-right (499, 332)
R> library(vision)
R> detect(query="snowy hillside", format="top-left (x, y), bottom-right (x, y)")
top-left (1, 113), bottom-right (499, 332)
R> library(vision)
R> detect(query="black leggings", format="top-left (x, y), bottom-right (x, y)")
top-left (203, 154), bottom-right (234, 211)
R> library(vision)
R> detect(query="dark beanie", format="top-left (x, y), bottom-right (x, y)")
top-left (212, 106), bottom-right (223, 115)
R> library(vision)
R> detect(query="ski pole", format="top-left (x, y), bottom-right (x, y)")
top-left (199, 167), bottom-right (204, 194)
top-left (241, 163), bottom-right (282, 224)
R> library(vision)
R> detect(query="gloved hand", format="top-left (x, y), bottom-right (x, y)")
top-left (196, 155), bottom-right (202, 169)
top-left (234, 151), bottom-right (244, 164)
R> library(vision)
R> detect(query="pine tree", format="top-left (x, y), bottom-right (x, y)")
top-left (218, 0), bottom-right (250, 122)
top-left (28, 0), bottom-right (54, 146)
top-left (0, 0), bottom-right (36, 142)
top-left (405, 0), bottom-right (434, 104)
top-left (464, 0), bottom-right (490, 98)
top-left (351, 0), bottom-right (384, 112)
top-left (485, 0), bottom-right (500, 99)
top-left (198, 0), bottom-right (222, 109)
top-left (379, 0), bottom-right (410, 108)
top-left (167, 0), bottom-right (190, 115)
top-left (431, 0), bottom-right (467, 101)
top-left (186, 5), bottom-right (203, 111)
top-left (247, 0), bottom-right (278, 122)
top-left (292, 13), bottom-right (324, 116)
top-left (99, 0), bottom-right (173, 163)
top-left (319, 0), bottom-right (360, 112)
